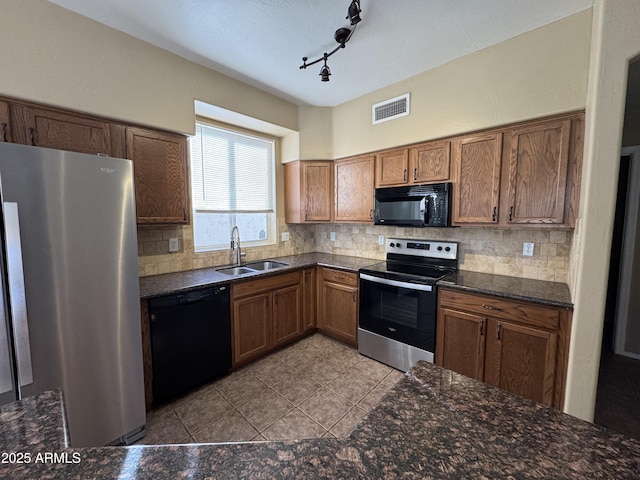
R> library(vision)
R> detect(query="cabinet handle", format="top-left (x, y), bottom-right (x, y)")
top-left (492, 206), bottom-right (497, 222)
top-left (28, 127), bottom-right (36, 146)
top-left (304, 209), bottom-right (308, 221)
top-left (183, 209), bottom-right (187, 222)
top-left (481, 304), bottom-right (503, 312)
top-left (509, 206), bottom-right (513, 222)
top-left (480, 319), bottom-right (484, 336)
top-left (497, 322), bottom-right (502, 340)
top-left (1, 123), bottom-right (7, 142)
top-left (403, 169), bottom-right (407, 182)
top-left (369, 209), bottom-right (373, 220)
top-left (352, 291), bottom-right (356, 302)
top-left (335, 275), bottom-right (345, 281)
top-left (413, 168), bottom-right (417, 181)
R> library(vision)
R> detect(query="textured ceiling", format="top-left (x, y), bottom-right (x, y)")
top-left (48, 0), bottom-right (593, 107)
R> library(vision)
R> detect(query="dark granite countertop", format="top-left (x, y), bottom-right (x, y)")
top-left (438, 269), bottom-right (573, 308)
top-left (139, 252), bottom-right (380, 299)
top-left (3, 361), bottom-right (640, 479)
top-left (0, 389), bottom-right (68, 451)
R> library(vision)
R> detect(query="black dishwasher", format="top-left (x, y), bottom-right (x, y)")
top-left (148, 285), bottom-right (231, 404)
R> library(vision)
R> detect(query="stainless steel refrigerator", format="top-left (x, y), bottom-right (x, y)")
top-left (0, 142), bottom-right (145, 447)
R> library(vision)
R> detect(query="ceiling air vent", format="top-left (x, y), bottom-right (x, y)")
top-left (372, 93), bottom-right (410, 125)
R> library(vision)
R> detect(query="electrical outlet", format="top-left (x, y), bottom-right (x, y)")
top-left (523, 242), bottom-right (534, 257)
top-left (330, 232), bottom-right (336, 241)
top-left (169, 237), bottom-right (179, 252)
top-left (281, 232), bottom-right (290, 242)
top-left (378, 235), bottom-right (385, 245)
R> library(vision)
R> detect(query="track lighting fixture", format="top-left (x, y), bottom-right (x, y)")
top-left (299, 0), bottom-right (362, 82)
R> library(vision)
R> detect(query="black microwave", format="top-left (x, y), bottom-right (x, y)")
top-left (374, 182), bottom-right (452, 227)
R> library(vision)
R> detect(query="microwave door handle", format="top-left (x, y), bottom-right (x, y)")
top-left (3, 203), bottom-right (33, 391)
top-left (424, 196), bottom-right (430, 225)
top-left (360, 273), bottom-right (433, 292)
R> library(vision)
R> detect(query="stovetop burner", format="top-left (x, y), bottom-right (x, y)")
top-left (360, 238), bottom-right (458, 283)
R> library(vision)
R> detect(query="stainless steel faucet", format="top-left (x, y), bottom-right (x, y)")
top-left (230, 226), bottom-right (242, 266)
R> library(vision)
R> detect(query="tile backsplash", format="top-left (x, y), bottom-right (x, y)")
top-left (138, 220), bottom-right (572, 284)
top-left (137, 220), bottom-right (315, 277)
top-left (310, 224), bottom-right (572, 283)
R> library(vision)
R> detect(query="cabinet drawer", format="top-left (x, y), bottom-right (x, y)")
top-left (233, 271), bottom-right (301, 299)
top-left (321, 268), bottom-right (358, 286)
top-left (439, 289), bottom-right (560, 331)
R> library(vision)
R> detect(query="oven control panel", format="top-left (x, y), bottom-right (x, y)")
top-left (386, 238), bottom-right (458, 260)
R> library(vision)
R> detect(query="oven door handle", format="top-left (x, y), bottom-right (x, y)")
top-left (360, 273), bottom-right (433, 292)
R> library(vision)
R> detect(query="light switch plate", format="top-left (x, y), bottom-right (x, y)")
top-left (281, 232), bottom-right (290, 242)
top-left (523, 242), bottom-right (534, 256)
top-left (169, 237), bottom-right (179, 252)
top-left (378, 235), bottom-right (385, 245)
top-left (330, 232), bottom-right (336, 241)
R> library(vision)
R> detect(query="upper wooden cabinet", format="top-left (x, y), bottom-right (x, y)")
top-left (10, 104), bottom-right (112, 155)
top-left (505, 119), bottom-right (571, 224)
top-left (1, 96), bottom-right (191, 226)
top-left (0, 101), bottom-right (11, 143)
top-left (375, 141), bottom-right (451, 188)
top-left (376, 148), bottom-right (409, 187)
top-left (451, 113), bottom-right (584, 227)
top-left (125, 127), bottom-right (190, 225)
top-left (437, 288), bottom-right (571, 409)
top-left (451, 133), bottom-right (503, 224)
top-left (411, 140), bottom-right (451, 184)
top-left (285, 160), bottom-right (333, 223)
top-left (335, 154), bottom-right (375, 223)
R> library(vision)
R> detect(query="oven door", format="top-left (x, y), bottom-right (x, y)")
top-left (358, 273), bottom-right (436, 353)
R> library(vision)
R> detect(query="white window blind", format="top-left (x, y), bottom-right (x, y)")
top-left (190, 122), bottom-right (276, 251)
top-left (191, 123), bottom-right (275, 213)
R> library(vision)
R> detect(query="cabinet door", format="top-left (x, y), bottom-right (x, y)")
top-left (452, 133), bottom-right (502, 224)
top-left (302, 268), bottom-right (317, 332)
top-left (484, 320), bottom-right (557, 406)
top-left (303, 162), bottom-right (333, 221)
top-left (232, 293), bottom-right (271, 366)
top-left (410, 141), bottom-right (450, 183)
top-left (376, 148), bottom-right (409, 187)
top-left (506, 120), bottom-right (571, 224)
top-left (126, 127), bottom-right (189, 225)
top-left (273, 284), bottom-right (301, 348)
top-left (0, 101), bottom-right (11, 143)
top-left (436, 308), bottom-right (486, 381)
top-left (318, 280), bottom-right (358, 346)
top-left (335, 155), bottom-right (375, 222)
top-left (10, 104), bottom-right (112, 155)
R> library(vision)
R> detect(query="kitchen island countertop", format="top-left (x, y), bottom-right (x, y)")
top-left (3, 361), bottom-right (639, 479)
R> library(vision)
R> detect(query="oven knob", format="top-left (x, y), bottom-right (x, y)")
top-left (437, 246), bottom-right (443, 251)
top-left (389, 243), bottom-right (395, 248)
top-left (445, 247), bottom-right (451, 252)
top-left (396, 243), bottom-right (402, 248)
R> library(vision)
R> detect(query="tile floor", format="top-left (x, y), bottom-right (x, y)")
top-left (594, 347), bottom-right (640, 441)
top-left (139, 333), bottom-right (404, 445)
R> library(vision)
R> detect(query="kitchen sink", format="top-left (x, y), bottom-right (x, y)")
top-left (244, 260), bottom-right (288, 270)
top-left (216, 266), bottom-right (257, 276)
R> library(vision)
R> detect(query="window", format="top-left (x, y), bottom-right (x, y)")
top-left (190, 121), bottom-right (276, 252)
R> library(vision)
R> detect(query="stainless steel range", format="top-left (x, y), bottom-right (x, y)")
top-left (358, 238), bottom-right (458, 371)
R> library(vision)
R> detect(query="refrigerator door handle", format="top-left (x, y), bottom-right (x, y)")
top-left (3, 202), bottom-right (33, 389)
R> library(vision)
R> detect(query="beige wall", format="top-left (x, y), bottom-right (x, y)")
top-left (0, 0), bottom-right (298, 135)
top-left (331, 10), bottom-right (592, 159)
top-left (565, 0), bottom-right (640, 420)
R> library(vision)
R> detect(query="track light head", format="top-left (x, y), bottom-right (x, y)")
top-left (347, 0), bottom-right (361, 25)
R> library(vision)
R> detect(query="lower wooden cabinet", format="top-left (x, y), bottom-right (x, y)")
top-left (317, 267), bottom-right (358, 346)
top-left (436, 288), bottom-right (571, 409)
top-left (231, 271), bottom-right (302, 367)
